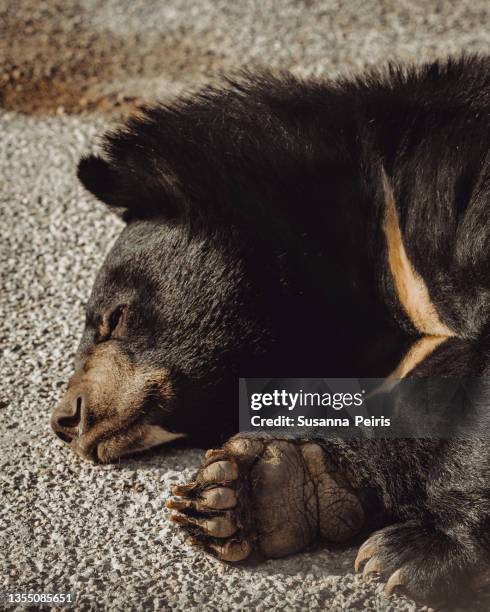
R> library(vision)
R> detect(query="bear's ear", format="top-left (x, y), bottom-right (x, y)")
top-left (77, 152), bottom-right (182, 222)
top-left (77, 155), bottom-right (128, 218)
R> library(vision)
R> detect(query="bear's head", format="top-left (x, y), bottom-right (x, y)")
top-left (51, 80), bottom-right (381, 462)
top-left (50, 87), bottom-right (311, 462)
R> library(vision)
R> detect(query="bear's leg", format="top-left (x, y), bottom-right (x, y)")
top-left (167, 433), bottom-right (364, 560)
top-left (355, 520), bottom-right (488, 603)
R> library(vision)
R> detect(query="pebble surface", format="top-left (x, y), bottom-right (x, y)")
top-left (1, 1), bottom-right (489, 610)
top-left (1, 0), bottom-right (490, 114)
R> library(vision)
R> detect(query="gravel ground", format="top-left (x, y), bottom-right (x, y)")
top-left (1, 0), bottom-right (490, 114)
top-left (1, 1), bottom-right (489, 611)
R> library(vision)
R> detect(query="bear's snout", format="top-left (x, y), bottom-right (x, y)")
top-left (51, 343), bottom-right (181, 462)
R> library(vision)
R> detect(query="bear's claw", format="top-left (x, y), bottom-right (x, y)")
top-left (362, 556), bottom-right (383, 579)
top-left (354, 534), bottom-right (380, 572)
top-left (355, 530), bottom-right (407, 595)
top-left (170, 512), bottom-right (238, 538)
top-left (384, 569), bottom-right (406, 595)
top-left (168, 449), bottom-right (253, 561)
top-left (167, 486), bottom-right (237, 512)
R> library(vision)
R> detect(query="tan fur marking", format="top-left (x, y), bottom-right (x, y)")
top-left (390, 335), bottom-right (447, 379)
top-left (139, 426), bottom-right (185, 448)
top-left (382, 169), bottom-right (454, 337)
top-left (120, 426), bottom-right (186, 456)
top-left (376, 335), bottom-right (448, 395)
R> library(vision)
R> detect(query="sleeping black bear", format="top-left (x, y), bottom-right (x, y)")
top-left (51, 56), bottom-right (489, 604)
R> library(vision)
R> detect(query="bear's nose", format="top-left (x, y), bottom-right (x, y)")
top-left (51, 396), bottom-right (85, 442)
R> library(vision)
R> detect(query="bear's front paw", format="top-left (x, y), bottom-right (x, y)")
top-left (167, 442), bottom-right (253, 562)
top-left (355, 521), bottom-right (483, 604)
top-left (167, 434), bottom-right (364, 561)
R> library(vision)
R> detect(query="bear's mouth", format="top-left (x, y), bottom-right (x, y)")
top-left (69, 422), bottom-right (186, 463)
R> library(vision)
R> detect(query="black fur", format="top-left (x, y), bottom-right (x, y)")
top-left (76, 55), bottom-right (489, 603)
